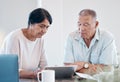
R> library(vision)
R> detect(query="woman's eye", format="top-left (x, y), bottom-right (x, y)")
top-left (39, 25), bottom-right (45, 28)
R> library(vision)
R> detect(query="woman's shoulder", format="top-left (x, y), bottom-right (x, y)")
top-left (5, 28), bottom-right (22, 40)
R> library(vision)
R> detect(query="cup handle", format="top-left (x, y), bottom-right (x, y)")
top-left (37, 72), bottom-right (42, 82)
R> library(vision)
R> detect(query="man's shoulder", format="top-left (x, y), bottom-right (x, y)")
top-left (99, 29), bottom-right (114, 41)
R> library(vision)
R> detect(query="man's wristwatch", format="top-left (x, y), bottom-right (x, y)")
top-left (84, 63), bottom-right (89, 69)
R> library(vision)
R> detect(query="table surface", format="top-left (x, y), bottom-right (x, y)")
top-left (19, 67), bottom-right (120, 82)
top-left (19, 76), bottom-right (97, 82)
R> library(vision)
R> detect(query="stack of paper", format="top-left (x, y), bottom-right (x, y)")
top-left (75, 72), bottom-right (97, 80)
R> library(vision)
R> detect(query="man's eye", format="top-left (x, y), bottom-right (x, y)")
top-left (78, 24), bottom-right (81, 26)
top-left (84, 24), bottom-right (89, 26)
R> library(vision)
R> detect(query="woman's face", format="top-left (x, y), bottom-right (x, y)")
top-left (30, 19), bottom-right (50, 38)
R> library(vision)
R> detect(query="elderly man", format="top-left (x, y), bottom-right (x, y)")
top-left (64, 9), bottom-right (118, 75)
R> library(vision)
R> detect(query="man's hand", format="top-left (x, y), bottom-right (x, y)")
top-left (64, 61), bottom-right (85, 71)
top-left (64, 62), bottom-right (112, 75)
top-left (78, 64), bottom-right (111, 75)
top-left (84, 64), bottom-right (101, 75)
top-left (74, 62), bottom-right (85, 71)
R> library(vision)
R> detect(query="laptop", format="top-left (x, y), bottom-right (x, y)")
top-left (0, 54), bottom-right (19, 82)
top-left (45, 66), bottom-right (75, 79)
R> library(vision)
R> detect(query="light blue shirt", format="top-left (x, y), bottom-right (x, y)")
top-left (64, 28), bottom-right (118, 65)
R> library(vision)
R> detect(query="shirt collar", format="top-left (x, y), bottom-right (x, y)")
top-left (74, 28), bottom-right (100, 42)
top-left (94, 28), bottom-right (100, 41)
top-left (74, 30), bottom-right (81, 41)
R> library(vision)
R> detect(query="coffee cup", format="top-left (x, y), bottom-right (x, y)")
top-left (37, 70), bottom-right (55, 82)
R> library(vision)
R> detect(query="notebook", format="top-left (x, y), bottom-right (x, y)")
top-left (0, 54), bottom-right (19, 82)
top-left (45, 66), bottom-right (75, 79)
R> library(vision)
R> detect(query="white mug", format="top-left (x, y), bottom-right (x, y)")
top-left (37, 70), bottom-right (55, 82)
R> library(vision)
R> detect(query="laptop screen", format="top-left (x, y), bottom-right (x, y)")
top-left (0, 54), bottom-right (19, 82)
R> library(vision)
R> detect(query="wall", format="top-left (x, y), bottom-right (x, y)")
top-left (0, 0), bottom-right (38, 47)
top-left (41, 0), bottom-right (64, 66)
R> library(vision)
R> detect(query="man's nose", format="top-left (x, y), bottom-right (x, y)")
top-left (79, 26), bottom-right (85, 31)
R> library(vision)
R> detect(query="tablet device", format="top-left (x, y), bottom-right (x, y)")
top-left (45, 66), bottom-right (75, 79)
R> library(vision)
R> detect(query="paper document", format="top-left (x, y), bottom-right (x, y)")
top-left (75, 72), bottom-right (97, 80)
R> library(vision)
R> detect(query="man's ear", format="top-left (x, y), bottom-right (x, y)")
top-left (95, 21), bottom-right (99, 28)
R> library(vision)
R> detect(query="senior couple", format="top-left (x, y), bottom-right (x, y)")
top-left (0, 8), bottom-right (118, 79)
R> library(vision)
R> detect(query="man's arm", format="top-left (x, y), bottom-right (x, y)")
top-left (64, 62), bottom-right (113, 75)
top-left (64, 61), bottom-right (85, 71)
top-left (79, 64), bottom-right (113, 75)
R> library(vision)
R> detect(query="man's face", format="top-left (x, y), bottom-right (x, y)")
top-left (30, 19), bottom-right (50, 38)
top-left (78, 15), bottom-right (98, 40)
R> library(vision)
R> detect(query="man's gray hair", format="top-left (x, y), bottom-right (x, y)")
top-left (79, 9), bottom-right (97, 19)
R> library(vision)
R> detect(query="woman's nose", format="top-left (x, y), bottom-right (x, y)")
top-left (42, 27), bottom-right (47, 33)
